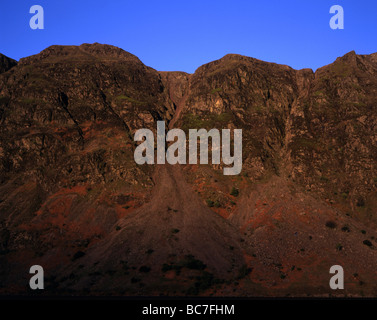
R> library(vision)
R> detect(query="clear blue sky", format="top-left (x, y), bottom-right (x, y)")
top-left (0, 0), bottom-right (376, 73)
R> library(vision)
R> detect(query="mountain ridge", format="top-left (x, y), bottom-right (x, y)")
top-left (0, 43), bottom-right (376, 297)
top-left (3, 42), bottom-right (376, 74)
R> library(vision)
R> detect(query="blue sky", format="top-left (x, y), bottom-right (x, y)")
top-left (0, 0), bottom-right (376, 73)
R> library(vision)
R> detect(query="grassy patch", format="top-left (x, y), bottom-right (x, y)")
top-left (181, 112), bottom-right (233, 132)
top-left (115, 95), bottom-right (144, 105)
top-left (206, 199), bottom-right (214, 207)
top-left (289, 137), bottom-right (323, 155)
top-left (230, 187), bottom-right (239, 197)
top-left (330, 61), bottom-right (352, 77)
top-left (210, 88), bottom-right (223, 94)
top-left (214, 200), bottom-right (221, 208)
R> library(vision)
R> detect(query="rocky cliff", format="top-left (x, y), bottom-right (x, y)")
top-left (0, 43), bottom-right (376, 297)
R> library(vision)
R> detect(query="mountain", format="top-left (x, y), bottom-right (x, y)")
top-left (0, 43), bottom-right (376, 297)
top-left (0, 53), bottom-right (17, 75)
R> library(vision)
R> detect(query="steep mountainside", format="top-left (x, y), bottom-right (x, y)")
top-left (0, 44), bottom-right (376, 296)
top-left (0, 54), bottom-right (17, 74)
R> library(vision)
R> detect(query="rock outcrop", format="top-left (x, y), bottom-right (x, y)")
top-left (0, 44), bottom-right (376, 297)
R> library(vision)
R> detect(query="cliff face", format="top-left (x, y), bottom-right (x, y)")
top-left (0, 54), bottom-right (17, 75)
top-left (0, 44), bottom-right (377, 296)
top-left (170, 52), bottom-right (377, 222)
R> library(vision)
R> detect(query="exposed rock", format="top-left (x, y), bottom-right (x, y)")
top-left (0, 44), bottom-right (376, 297)
top-left (0, 53), bottom-right (17, 74)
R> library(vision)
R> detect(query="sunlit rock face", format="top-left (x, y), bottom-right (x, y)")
top-left (0, 44), bottom-right (376, 297)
